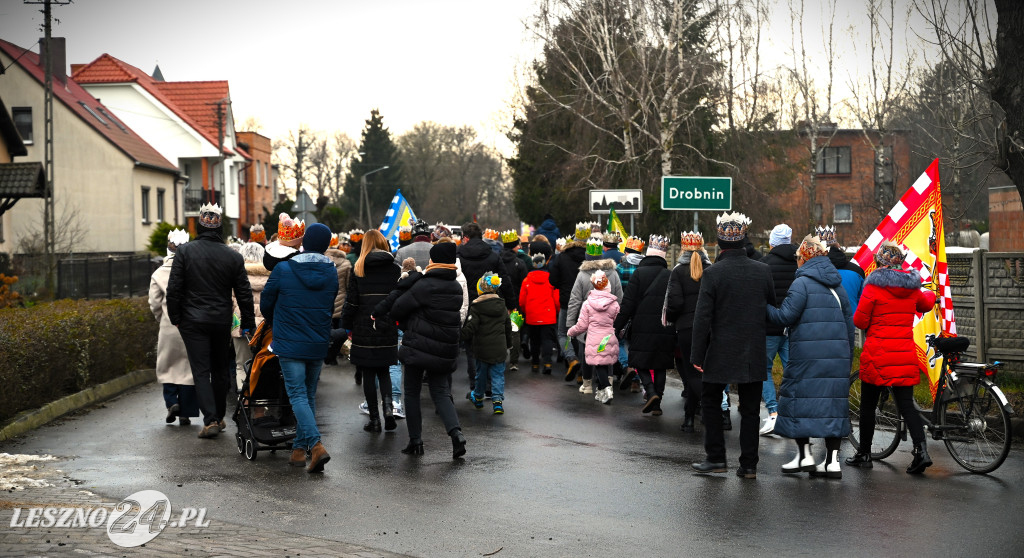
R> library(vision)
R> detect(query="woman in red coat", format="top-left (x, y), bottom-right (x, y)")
top-left (846, 241), bottom-right (936, 474)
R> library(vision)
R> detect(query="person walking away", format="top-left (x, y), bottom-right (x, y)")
top-left (615, 236), bottom-right (646, 392)
top-left (690, 212), bottom-right (775, 478)
top-left (818, 225), bottom-right (865, 310)
top-left (390, 242), bottom-right (467, 458)
top-left (846, 241), bottom-right (937, 474)
top-left (323, 234), bottom-right (353, 365)
top-left (613, 235), bottom-right (675, 416)
top-left (758, 224), bottom-right (799, 435)
top-left (371, 257), bottom-right (424, 419)
top-left (499, 230), bottom-right (529, 372)
top-left (346, 229), bottom-right (365, 267)
top-left (567, 270), bottom-right (620, 403)
top-left (149, 229), bottom-right (199, 426)
top-left (340, 229), bottom-right (400, 433)
top-left (567, 238), bottom-right (623, 393)
top-left (535, 213), bottom-right (561, 247)
top-left (601, 232), bottom-right (624, 264)
top-left (520, 252), bottom-right (560, 373)
top-left (766, 235), bottom-right (856, 478)
top-left (261, 223), bottom-right (338, 472)
top-left (230, 242), bottom-right (270, 390)
top-left (550, 224), bottom-right (590, 382)
top-left (396, 220), bottom-right (434, 269)
top-left (457, 223), bottom-right (513, 390)
top-left (665, 232), bottom-right (710, 432)
top-left (166, 204), bottom-right (255, 439)
top-left (463, 273), bottom-right (513, 414)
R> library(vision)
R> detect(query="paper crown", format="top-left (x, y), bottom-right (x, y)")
top-left (602, 231), bottom-right (621, 245)
top-left (337, 232), bottom-right (350, 243)
top-left (198, 203), bottom-right (222, 228)
top-left (167, 228), bottom-right (190, 247)
top-left (476, 272), bottom-right (501, 295)
top-left (398, 226), bottom-right (413, 241)
top-left (484, 228), bottom-right (500, 241)
top-left (586, 238), bottom-right (603, 257)
top-left (815, 225), bottom-right (837, 246)
top-left (648, 234), bottom-right (670, 254)
top-left (329, 233), bottom-right (340, 248)
top-left (501, 230), bottom-right (520, 244)
top-left (716, 212), bottom-right (751, 242)
top-left (574, 222), bottom-right (593, 241)
top-left (431, 224), bottom-right (452, 242)
top-left (680, 232), bottom-right (704, 251)
top-left (624, 236), bottom-right (645, 253)
top-left (556, 236), bottom-right (570, 248)
top-left (349, 228), bottom-right (364, 243)
top-left (797, 234), bottom-right (829, 260)
top-left (874, 240), bottom-right (906, 269)
top-left (277, 213), bottom-right (306, 247)
top-left (249, 224), bottom-right (266, 244)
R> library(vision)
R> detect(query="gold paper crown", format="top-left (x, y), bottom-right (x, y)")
top-left (648, 235), bottom-right (670, 253)
top-left (574, 222), bottom-right (592, 241)
top-left (500, 230), bottom-right (520, 244)
top-left (680, 232), bottom-right (704, 251)
top-left (249, 224), bottom-right (266, 244)
top-left (277, 213), bottom-right (306, 246)
top-left (398, 226), bottom-right (413, 241)
top-left (624, 236), bottom-right (645, 253)
top-left (484, 228), bottom-right (500, 240)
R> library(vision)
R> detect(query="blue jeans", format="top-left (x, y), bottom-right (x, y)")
top-left (472, 360), bottom-right (506, 402)
top-left (162, 384), bottom-right (199, 417)
top-left (764, 335), bottom-right (788, 415)
top-left (556, 309), bottom-right (577, 361)
top-left (618, 339), bottom-right (629, 368)
top-left (278, 357), bottom-right (323, 451)
top-left (388, 330), bottom-right (404, 400)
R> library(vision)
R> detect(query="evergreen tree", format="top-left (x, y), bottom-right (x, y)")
top-left (343, 109), bottom-right (405, 229)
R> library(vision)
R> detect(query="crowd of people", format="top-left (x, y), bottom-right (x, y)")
top-left (149, 205), bottom-right (938, 478)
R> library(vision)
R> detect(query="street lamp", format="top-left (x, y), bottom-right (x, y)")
top-left (359, 165), bottom-right (389, 230)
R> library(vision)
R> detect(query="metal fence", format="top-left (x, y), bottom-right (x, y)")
top-left (57, 255), bottom-right (159, 300)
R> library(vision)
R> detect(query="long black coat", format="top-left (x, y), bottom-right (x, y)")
top-left (458, 238), bottom-right (513, 307)
top-left (665, 252), bottom-right (708, 333)
top-left (167, 230), bottom-right (255, 329)
top-left (499, 248), bottom-right (528, 308)
top-left (548, 241), bottom-right (585, 309)
top-left (390, 267), bottom-right (464, 372)
top-left (691, 249), bottom-right (776, 384)
top-left (613, 256), bottom-right (675, 370)
top-left (760, 244), bottom-right (799, 336)
top-left (340, 251), bottom-right (400, 367)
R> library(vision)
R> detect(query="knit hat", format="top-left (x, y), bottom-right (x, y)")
top-left (249, 224), bottom-right (266, 245)
top-left (303, 223), bottom-right (332, 254)
top-left (680, 231), bottom-right (703, 252)
top-left (476, 272), bottom-right (501, 295)
top-left (429, 241), bottom-right (457, 264)
top-left (401, 257), bottom-right (418, 274)
top-left (501, 229), bottom-right (520, 248)
top-left (166, 228), bottom-right (189, 256)
top-left (815, 225), bottom-right (837, 246)
top-left (531, 240), bottom-right (552, 260)
top-left (591, 269), bottom-right (609, 291)
top-left (431, 223), bottom-right (452, 242)
top-left (647, 235), bottom-right (669, 258)
top-left (531, 253), bottom-right (547, 269)
top-left (796, 234), bottom-right (828, 261)
top-left (278, 213), bottom-right (306, 247)
top-left (769, 224), bottom-right (792, 247)
top-left (198, 203), bottom-right (222, 229)
top-left (874, 240), bottom-right (906, 269)
top-left (623, 236), bottom-right (645, 254)
top-left (602, 231), bottom-right (621, 247)
top-left (585, 238), bottom-right (604, 260)
top-left (239, 242), bottom-right (265, 264)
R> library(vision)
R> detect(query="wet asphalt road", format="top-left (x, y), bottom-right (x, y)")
top-left (3, 358), bottom-right (1023, 558)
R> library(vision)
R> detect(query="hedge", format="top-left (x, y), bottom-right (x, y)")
top-left (0, 297), bottom-right (157, 424)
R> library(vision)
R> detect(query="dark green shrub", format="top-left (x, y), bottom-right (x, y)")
top-left (146, 222), bottom-right (188, 255)
top-left (0, 297), bottom-right (157, 424)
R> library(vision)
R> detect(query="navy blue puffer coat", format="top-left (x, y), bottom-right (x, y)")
top-left (766, 255), bottom-right (856, 439)
top-left (260, 252), bottom-right (339, 360)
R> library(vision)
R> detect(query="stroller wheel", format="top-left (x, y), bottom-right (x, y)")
top-left (235, 433), bottom-right (244, 454)
top-left (244, 438), bottom-right (257, 461)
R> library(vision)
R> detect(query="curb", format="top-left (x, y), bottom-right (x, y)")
top-left (0, 369), bottom-right (156, 442)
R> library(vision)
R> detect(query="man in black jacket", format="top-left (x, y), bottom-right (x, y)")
top-left (499, 230), bottom-right (528, 372)
top-left (691, 212), bottom-right (775, 478)
top-left (457, 222), bottom-right (511, 388)
top-left (167, 204), bottom-right (255, 438)
top-left (758, 224), bottom-right (798, 435)
top-left (549, 224), bottom-right (588, 381)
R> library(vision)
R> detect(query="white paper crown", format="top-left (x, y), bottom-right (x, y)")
top-left (199, 203), bottom-right (223, 215)
top-left (167, 228), bottom-right (190, 246)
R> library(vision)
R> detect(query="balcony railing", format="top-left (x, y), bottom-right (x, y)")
top-left (184, 188), bottom-right (224, 215)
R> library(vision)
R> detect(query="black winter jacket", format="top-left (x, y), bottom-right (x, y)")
top-left (499, 248), bottom-right (528, 308)
top-left (340, 251), bottom-right (400, 367)
top-left (390, 267), bottom-right (464, 372)
top-left (613, 256), bottom-right (675, 369)
top-left (167, 230), bottom-right (255, 329)
top-left (665, 251), bottom-right (709, 333)
top-left (461, 293), bottom-right (513, 364)
top-left (548, 241), bottom-right (585, 309)
top-left (691, 249), bottom-right (776, 383)
top-left (760, 244), bottom-right (799, 336)
top-left (458, 238), bottom-right (513, 307)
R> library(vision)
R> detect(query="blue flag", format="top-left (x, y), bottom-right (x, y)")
top-left (378, 189), bottom-right (417, 250)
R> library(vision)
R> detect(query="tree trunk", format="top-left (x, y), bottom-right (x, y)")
top-left (992, 0), bottom-right (1024, 201)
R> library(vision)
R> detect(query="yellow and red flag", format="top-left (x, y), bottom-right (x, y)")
top-left (852, 158), bottom-right (955, 396)
top-left (608, 208), bottom-right (629, 251)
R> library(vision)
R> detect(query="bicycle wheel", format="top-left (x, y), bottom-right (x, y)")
top-left (939, 378), bottom-right (1012, 474)
top-left (848, 372), bottom-right (902, 459)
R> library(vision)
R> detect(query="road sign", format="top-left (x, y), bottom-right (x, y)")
top-left (589, 189), bottom-right (643, 214)
top-left (661, 177), bottom-right (732, 211)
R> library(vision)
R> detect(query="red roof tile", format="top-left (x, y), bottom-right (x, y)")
top-left (0, 39), bottom-right (177, 174)
top-left (72, 53), bottom-right (237, 157)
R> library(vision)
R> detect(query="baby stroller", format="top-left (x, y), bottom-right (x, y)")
top-left (233, 320), bottom-right (296, 460)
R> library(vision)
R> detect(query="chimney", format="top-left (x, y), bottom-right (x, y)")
top-left (38, 36), bottom-right (67, 86)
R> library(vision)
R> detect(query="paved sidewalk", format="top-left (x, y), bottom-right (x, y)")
top-left (0, 454), bottom-right (410, 558)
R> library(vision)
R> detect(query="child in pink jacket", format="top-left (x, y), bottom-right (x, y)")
top-left (567, 270), bottom-right (620, 403)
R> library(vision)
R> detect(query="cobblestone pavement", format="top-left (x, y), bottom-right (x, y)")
top-left (0, 455), bottom-right (409, 558)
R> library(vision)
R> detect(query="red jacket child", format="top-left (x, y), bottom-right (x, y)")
top-left (519, 268), bottom-right (559, 325)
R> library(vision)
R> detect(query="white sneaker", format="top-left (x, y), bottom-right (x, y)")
top-left (358, 401), bottom-right (370, 415)
top-left (759, 415), bottom-right (777, 435)
top-left (393, 399), bottom-right (406, 419)
top-left (602, 387), bottom-right (614, 404)
top-left (594, 389), bottom-right (603, 402)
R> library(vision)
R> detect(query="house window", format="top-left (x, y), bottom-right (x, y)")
top-left (256, 161), bottom-right (262, 187)
top-left (141, 186), bottom-right (151, 224)
top-left (157, 188), bottom-right (165, 221)
top-left (816, 146), bottom-right (851, 175)
top-left (264, 163), bottom-right (269, 188)
top-left (78, 102), bottom-right (108, 127)
top-left (834, 203), bottom-right (853, 223)
top-left (12, 107), bottom-right (32, 143)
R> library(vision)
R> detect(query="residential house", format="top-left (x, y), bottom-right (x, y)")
top-left (0, 96), bottom-right (45, 250)
top-left (70, 54), bottom-right (249, 235)
top-left (989, 185), bottom-right (1024, 252)
top-left (0, 38), bottom-right (179, 255)
top-left (769, 127), bottom-right (912, 248)
top-left (235, 131), bottom-right (275, 238)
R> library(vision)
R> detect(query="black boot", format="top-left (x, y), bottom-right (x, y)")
top-left (382, 399), bottom-right (397, 432)
top-left (451, 429), bottom-right (467, 460)
top-left (845, 452), bottom-right (873, 468)
top-left (681, 415), bottom-right (695, 433)
top-left (907, 442), bottom-right (933, 474)
top-left (401, 439), bottom-right (424, 455)
top-left (363, 416), bottom-right (381, 432)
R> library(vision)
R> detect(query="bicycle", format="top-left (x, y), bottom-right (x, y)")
top-left (848, 335), bottom-right (1014, 474)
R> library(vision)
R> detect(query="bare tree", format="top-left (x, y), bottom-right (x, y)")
top-left (237, 116), bottom-right (264, 134)
top-left (272, 125), bottom-right (311, 200)
top-left (306, 134), bottom-right (333, 210)
top-left (329, 132), bottom-right (357, 207)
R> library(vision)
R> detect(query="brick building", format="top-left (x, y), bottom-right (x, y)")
top-left (235, 131), bottom-right (275, 239)
top-left (769, 128), bottom-right (912, 248)
top-left (988, 185), bottom-right (1024, 252)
